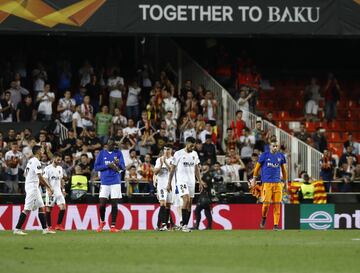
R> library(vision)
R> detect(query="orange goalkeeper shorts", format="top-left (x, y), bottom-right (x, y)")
top-left (262, 183), bottom-right (283, 204)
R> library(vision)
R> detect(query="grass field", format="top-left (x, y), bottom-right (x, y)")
top-left (0, 230), bottom-right (359, 273)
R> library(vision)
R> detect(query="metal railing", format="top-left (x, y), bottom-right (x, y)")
top-left (172, 40), bottom-right (323, 180)
top-left (1, 180), bottom-right (359, 196)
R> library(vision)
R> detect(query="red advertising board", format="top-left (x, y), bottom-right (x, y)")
top-left (0, 204), bottom-right (282, 230)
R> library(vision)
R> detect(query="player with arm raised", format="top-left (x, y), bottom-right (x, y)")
top-left (250, 140), bottom-right (288, 230)
top-left (43, 153), bottom-right (66, 231)
top-left (94, 138), bottom-right (125, 233)
top-left (167, 137), bottom-right (206, 232)
top-left (154, 145), bottom-right (174, 231)
top-left (13, 145), bottom-right (55, 235)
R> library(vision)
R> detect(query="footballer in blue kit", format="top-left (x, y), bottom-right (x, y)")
top-left (94, 138), bottom-right (125, 232)
top-left (251, 140), bottom-right (288, 230)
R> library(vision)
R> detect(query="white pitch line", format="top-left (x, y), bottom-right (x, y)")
top-left (351, 238), bottom-right (360, 241)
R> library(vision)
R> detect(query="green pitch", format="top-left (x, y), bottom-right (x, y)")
top-left (0, 230), bottom-right (359, 273)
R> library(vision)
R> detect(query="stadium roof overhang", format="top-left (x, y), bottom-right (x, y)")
top-left (0, 0), bottom-right (359, 37)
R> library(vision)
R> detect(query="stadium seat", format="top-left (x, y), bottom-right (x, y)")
top-left (278, 111), bottom-right (291, 121)
top-left (345, 121), bottom-right (359, 132)
top-left (326, 132), bottom-right (342, 143)
top-left (305, 122), bottom-right (317, 132)
top-left (328, 142), bottom-right (343, 158)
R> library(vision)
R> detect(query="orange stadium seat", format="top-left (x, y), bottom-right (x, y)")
top-left (328, 143), bottom-right (343, 157)
top-left (345, 121), bottom-right (359, 132)
top-left (305, 121), bottom-right (317, 132)
top-left (326, 132), bottom-right (342, 143)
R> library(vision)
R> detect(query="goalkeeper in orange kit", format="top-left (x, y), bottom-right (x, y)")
top-left (250, 141), bottom-right (288, 230)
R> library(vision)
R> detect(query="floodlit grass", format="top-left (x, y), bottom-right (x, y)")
top-left (0, 230), bottom-right (359, 273)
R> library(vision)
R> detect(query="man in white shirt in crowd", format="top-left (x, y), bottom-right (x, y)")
top-left (164, 111), bottom-right (177, 143)
top-left (199, 122), bottom-right (213, 144)
top-left (8, 80), bottom-right (29, 110)
top-left (126, 80), bottom-right (141, 121)
top-left (57, 90), bottom-right (76, 129)
top-left (239, 127), bottom-right (255, 165)
top-left (123, 118), bottom-right (139, 140)
top-left (201, 90), bottom-right (218, 125)
top-left (36, 84), bottom-right (55, 121)
top-left (5, 142), bottom-right (23, 193)
top-left (162, 88), bottom-right (180, 120)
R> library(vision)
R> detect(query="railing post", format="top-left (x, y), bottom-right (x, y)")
top-left (307, 146), bottom-right (312, 177)
top-left (177, 47), bottom-right (182, 93)
top-left (291, 138), bottom-right (299, 180)
top-left (222, 90), bottom-right (228, 151)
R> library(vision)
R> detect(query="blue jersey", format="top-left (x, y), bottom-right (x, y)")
top-left (94, 149), bottom-right (125, 185)
top-left (258, 151), bottom-right (286, 183)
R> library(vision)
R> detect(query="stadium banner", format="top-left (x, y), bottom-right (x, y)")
top-left (284, 204), bottom-right (360, 230)
top-left (0, 204), bottom-right (281, 230)
top-left (1, 0), bottom-right (360, 36)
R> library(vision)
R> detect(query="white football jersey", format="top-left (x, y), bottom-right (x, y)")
top-left (154, 156), bottom-right (173, 186)
top-left (24, 157), bottom-right (42, 187)
top-left (43, 164), bottom-right (64, 192)
top-left (172, 148), bottom-right (200, 185)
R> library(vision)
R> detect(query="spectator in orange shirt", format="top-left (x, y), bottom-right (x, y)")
top-left (230, 110), bottom-right (246, 139)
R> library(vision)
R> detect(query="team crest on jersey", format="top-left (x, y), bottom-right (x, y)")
top-left (37, 166), bottom-right (41, 169)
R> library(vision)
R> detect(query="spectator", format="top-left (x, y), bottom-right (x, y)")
top-left (77, 154), bottom-right (91, 180)
top-left (295, 123), bottom-right (310, 143)
top-left (195, 140), bottom-right (206, 164)
top-left (72, 105), bottom-right (84, 137)
top-left (264, 111), bottom-right (275, 125)
top-left (354, 164), bottom-right (360, 181)
top-left (62, 154), bottom-right (75, 179)
top-left (138, 129), bottom-right (156, 157)
top-left (221, 156), bottom-right (245, 185)
top-left (3, 129), bottom-right (16, 143)
top-left (237, 89), bottom-right (253, 125)
top-left (180, 80), bottom-right (195, 102)
top-left (246, 153), bottom-right (259, 181)
top-left (0, 132), bottom-right (8, 150)
top-left (4, 142), bottom-right (23, 193)
top-left (21, 136), bottom-right (36, 159)
top-left (334, 162), bottom-right (354, 192)
top-left (137, 111), bottom-right (155, 136)
top-left (254, 132), bottom-right (266, 153)
top-left (79, 60), bottom-right (93, 87)
top-left (125, 165), bottom-right (141, 196)
top-left (37, 132), bottom-right (52, 152)
top-left (74, 86), bottom-right (87, 105)
top-left (201, 90), bottom-right (218, 126)
top-left (180, 115), bottom-right (196, 143)
top-left (80, 95), bottom-right (94, 129)
top-left (343, 133), bottom-right (359, 155)
top-left (107, 69), bottom-right (124, 89)
top-left (195, 113), bottom-right (206, 134)
top-left (0, 91), bottom-right (14, 122)
top-left (339, 146), bottom-right (357, 167)
top-left (162, 88), bottom-right (180, 120)
top-left (230, 110), bottom-right (246, 139)
top-left (126, 149), bottom-right (142, 171)
top-left (252, 120), bottom-right (263, 141)
top-left (95, 105), bottom-right (112, 144)
top-left (126, 80), bottom-right (141, 121)
top-left (183, 91), bottom-right (199, 119)
top-left (324, 73), bottom-right (340, 123)
top-left (0, 151), bottom-right (6, 191)
top-left (312, 127), bottom-right (327, 153)
top-left (199, 122), bottom-right (214, 144)
top-left (304, 78), bottom-right (321, 121)
top-left (74, 144), bottom-right (93, 162)
top-left (164, 111), bottom-right (177, 143)
top-left (59, 129), bottom-right (77, 156)
top-left (224, 127), bottom-right (239, 153)
top-left (108, 76), bottom-right (124, 115)
top-left (82, 128), bottom-right (102, 153)
top-left (123, 118), bottom-right (139, 142)
top-left (16, 95), bottom-right (36, 122)
top-left (57, 90), bottom-right (75, 128)
top-left (111, 107), bottom-right (127, 136)
top-left (138, 153), bottom-right (154, 193)
top-left (32, 63), bottom-right (47, 98)
top-left (203, 134), bottom-right (217, 165)
top-left (239, 127), bottom-right (255, 164)
top-left (195, 84), bottom-right (206, 101)
top-left (320, 149), bottom-right (336, 192)
top-left (8, 80), bottom-right (29, 109)
top-left (153, 128), bottom-right (168, 156)
top-left (85, 74), bottom-right (102, 114)
top-left (36, 84), bottom-right (55, 121)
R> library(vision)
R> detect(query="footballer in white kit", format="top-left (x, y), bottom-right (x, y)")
top-left (167, 137), bottom-right (206, 232)
top-left (13, 145), bottom-right (55, 235)
top-left (154, 146), bottom-right (176, 230)
top-left (43, 153), bottom-right (66, 231)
